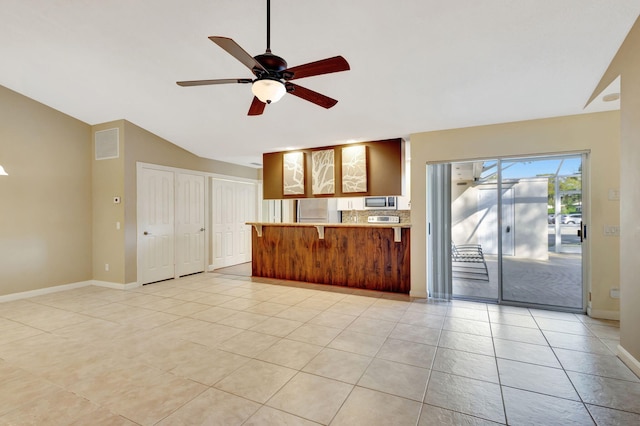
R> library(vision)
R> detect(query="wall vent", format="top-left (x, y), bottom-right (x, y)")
top-left (95, 128), bottom-right (119, 160)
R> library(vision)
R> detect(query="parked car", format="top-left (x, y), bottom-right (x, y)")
top-left (562, 213), bottom-right (582, 224)
top-left (548, 214), bottom-right (555, 224)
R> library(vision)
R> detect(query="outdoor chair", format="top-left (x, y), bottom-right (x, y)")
top-left (451, 243), bottom-right (490, 281)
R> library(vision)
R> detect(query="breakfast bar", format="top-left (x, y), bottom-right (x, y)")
top-left (247, 222), bottom-right (411, 293)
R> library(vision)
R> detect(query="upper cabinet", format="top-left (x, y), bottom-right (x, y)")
top-left (397, 196), bottom-right (411, 210)
top-left (263, 138), bottom-right (406, 200)
top-left (336, 197), bottom-right (365, 211)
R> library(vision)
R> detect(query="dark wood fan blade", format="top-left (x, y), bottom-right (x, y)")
top-left (248, 96), bottom-right (266, 116)
top-left (286, 83), bottom-right (338, 109)
top-left (284, 56), bottom-right (350, 80)
top-left (177, 78), bottom-right (252, 87)
top-left (209, 36), bottom-right (267, 74)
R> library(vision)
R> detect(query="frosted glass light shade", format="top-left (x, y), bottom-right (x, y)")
top-left (251, 79), bottom-right (286, 104)
top-left (0, 165), bottom-right (8, 176)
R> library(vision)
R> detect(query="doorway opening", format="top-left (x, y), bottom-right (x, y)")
top-left (428, 153), bottom-right (587, 311)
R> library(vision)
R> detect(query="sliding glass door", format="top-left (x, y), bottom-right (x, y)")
top-left (449, 161), bottom-right (499, 301)
top-left (429, 153), bottom-right (586, 311)
top-left (499, 155), bottom-right (584, 310)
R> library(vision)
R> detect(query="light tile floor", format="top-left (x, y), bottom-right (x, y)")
top-left (0, 272), bottom-right (639, 425)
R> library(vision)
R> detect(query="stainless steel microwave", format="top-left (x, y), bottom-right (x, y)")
top-left (364, 196), bottom-right (397, 210)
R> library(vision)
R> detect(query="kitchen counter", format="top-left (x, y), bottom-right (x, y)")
top-left (247, 222), bottom-right (411, 293)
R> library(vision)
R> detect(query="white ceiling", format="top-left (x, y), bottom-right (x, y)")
top-left (1, 1), bottom-right (638, 168)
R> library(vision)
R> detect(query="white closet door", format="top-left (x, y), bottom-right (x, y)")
top-left (176, 173), bottom-right (206, 276)
top-left (235, 182), bottom-right (256, 263)
top-left (212, 179), bottom-right (257, 268)
top-left (138, 167), bottom-right (175, 284)
top-left (212, 179), bottom-right (235, 269)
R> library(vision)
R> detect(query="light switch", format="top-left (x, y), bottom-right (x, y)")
top-left (608, 189), bottom-right (620, 201)
top-left (603, 225), bottom-right (620, 236)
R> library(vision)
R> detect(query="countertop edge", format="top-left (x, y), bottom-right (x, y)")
top-left (246, 222), bottom-right (411, 228)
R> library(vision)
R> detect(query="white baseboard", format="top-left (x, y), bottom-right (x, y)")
top-left (410, 290), bottom-right (428, 299)
top-left (92, 280), bottom-right (140, 290)
top-left (124, 281), bottom-right (141, 289)
top-left (587, 308), bottom-right (620, 321)
top-left (617, 344), bottom-right (640, 378)
top-left (0, 280), bottom-right (144, 303)
top-left (0, 280), bottom-right (92, 303)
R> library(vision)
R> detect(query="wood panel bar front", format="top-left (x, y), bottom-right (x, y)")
top-left (249, 223), bottom-right (411, 294)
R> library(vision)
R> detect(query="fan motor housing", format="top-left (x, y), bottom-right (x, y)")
top-left (254, 53), bottom-right (287, 73)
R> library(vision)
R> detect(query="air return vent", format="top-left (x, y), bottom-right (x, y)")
top-left (95, 128), bottom-right (119, 160)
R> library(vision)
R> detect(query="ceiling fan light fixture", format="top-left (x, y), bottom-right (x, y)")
top-left (252, 79), bottom-right (286, 104)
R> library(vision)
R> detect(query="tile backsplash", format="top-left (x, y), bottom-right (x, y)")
top-left (341, 210), bottom-right (411, 224)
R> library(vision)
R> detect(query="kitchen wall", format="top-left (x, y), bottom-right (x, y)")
top-left (410, 111), bottom-right (621, 323)
top-left (0, 85), bottom-right (93, 296)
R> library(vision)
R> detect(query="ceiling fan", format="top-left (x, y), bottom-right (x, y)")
top-left (177, 0), bottom-right (350, 116)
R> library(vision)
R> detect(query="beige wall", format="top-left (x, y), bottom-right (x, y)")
top-left (0, 85), bottom-right (92, 296)
top-left (1, 84), bottom-right (260, 295)
top-left (581, 14), bottom-right (639, 373)
top-left (90, 119), bottom-right (260, 285)
top-left (618, 21), bottom-right (640, 370)
top-left (92, 121), bottom-right (126, 284)
top-left (410, 112), bottom-right (621, 319)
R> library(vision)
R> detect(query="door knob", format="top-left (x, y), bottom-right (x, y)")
top-left (506, 226), bottom-right (511, 233)
top-left (143, 231), bottom-right (150, 235)
top-left (200, 228), bottom-right (205, 231)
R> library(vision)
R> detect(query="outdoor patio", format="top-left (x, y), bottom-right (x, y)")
top-left (453, 225), bottom-right (583, 310)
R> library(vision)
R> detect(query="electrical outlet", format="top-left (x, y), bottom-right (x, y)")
top-left (610, 288), bottom-right (620, 299)
top-left (608, 189), bottom-right (620, 201)
top-left (105, 263), bottom-right (109, 272)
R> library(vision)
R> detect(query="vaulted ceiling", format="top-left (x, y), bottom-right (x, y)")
top-left (2, 1), bottom-right (638, 167)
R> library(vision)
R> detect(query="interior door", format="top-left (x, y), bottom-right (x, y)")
top-left (176, 172), bottom-right (205, 276)
top-left (212, 179), bottom-right (234, 269)
top-left (235, 182), bottom-right (255, 263)
top-left (212, 179), bottom-right (256, 268)
top-left (138, 167), bottom-right (175, 284)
